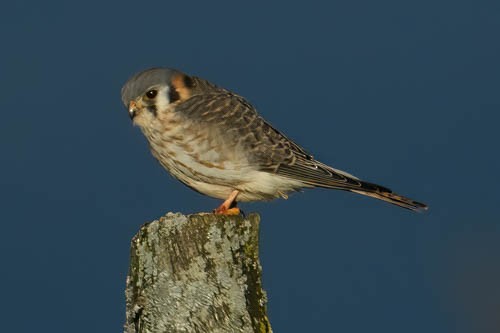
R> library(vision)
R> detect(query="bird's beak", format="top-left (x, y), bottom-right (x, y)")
top-left (128, 101), bottom-right (138, 120)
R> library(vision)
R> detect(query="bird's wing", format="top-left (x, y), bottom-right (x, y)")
top-left (177, 92), bottom-right (427, 211)
top-left (176, 92), bottom-right (310, 163)
top-left (177, 92), bottom-right (361, 186)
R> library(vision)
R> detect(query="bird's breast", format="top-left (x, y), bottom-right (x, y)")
top-left (143, 115), bottom-right (253, 187)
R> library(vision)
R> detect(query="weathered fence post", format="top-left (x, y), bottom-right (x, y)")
top-left (124, 212), bottom-right (272, 333)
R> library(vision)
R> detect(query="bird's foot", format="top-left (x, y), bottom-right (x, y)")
top-left (214, 190), bottom-right (240, 215)
top-left (213, 206), bottom-right (241, 215)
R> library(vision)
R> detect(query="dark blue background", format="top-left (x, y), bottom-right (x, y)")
top-left (1, 1), bottom-right (499, 332)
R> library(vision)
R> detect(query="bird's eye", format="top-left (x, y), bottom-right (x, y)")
top-left (146, 90), bottom-right (158, 99)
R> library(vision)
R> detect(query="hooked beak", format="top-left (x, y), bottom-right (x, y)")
top-left (128, 101), bottom-right (138, 120)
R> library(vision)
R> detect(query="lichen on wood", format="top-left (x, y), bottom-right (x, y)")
top-left (124, 212), bottom-right (272, 333)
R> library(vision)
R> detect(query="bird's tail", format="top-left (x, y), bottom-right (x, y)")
top-left (311, 167), bottom-right (428, 212)
top-left (350, 184), bottom-right (428, 212)
top-left (310, 176), bottom-right (428, 212)
top-left (277, 160), bottom-right (427, 211)
top-left (315, 165), bottom-right (428, 212)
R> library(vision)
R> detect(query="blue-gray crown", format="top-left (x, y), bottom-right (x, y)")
top-left (121, 67), bottom-right (180, 106)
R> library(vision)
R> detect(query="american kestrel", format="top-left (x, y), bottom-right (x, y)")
top-left (121, 67), bottom-right (427, 214)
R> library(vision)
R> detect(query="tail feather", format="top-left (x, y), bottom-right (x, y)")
top-left (337, 178), bottom-right (428, 212)
top-left (311, 175), bottom-right (428, 212)
top-left (275, 159), bottom-right (427, 211)
top-left (350, 188), bottom-right (428, 212)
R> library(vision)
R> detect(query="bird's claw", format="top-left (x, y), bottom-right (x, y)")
top-left (213, 207), bottom-right (241, 215)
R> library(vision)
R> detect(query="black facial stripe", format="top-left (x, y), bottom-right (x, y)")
top-left (147, 104), bottom-right (157, 116)
top-left (168, 86), bottom-right (180, 103)
top-left (183, 75), bottom-right (194, 88)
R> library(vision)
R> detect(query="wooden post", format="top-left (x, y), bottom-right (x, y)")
top-left (124, 212), bottom-right (272, 333)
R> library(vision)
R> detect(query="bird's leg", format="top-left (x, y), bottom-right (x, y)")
top-left (214, 190), bottom-right (240, 215)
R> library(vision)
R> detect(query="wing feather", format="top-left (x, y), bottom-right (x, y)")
top-left (176, 91), bottom-right (427, 211)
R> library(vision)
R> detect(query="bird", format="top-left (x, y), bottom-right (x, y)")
top-left (121, 67), bottom-right (427, 215)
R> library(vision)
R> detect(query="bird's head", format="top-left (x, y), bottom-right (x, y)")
top-left (121, 67), bottom-right (195, 127)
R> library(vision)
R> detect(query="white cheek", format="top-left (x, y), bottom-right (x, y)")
top-left (155, 86), bottom-right (172, 111)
